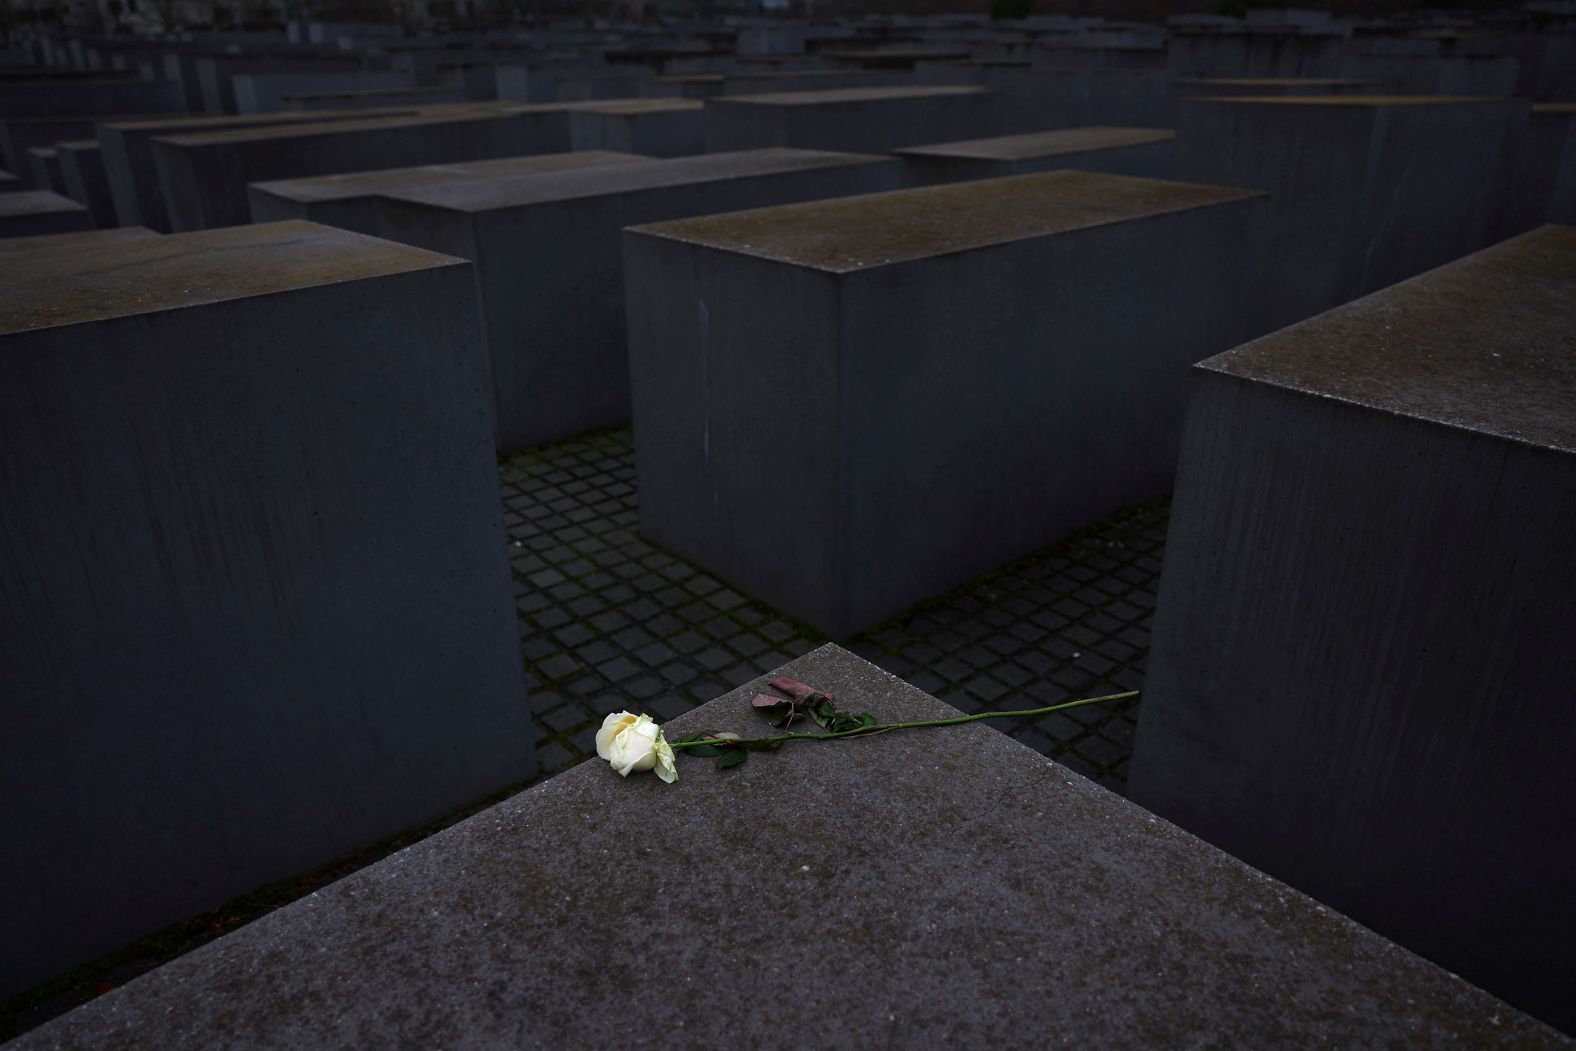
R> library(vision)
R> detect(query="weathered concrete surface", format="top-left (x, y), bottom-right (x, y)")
top-left (704, 85), bottom-right (993, 153)
top-left (896, 125), bottom-right (1174, 183)
top-left (8, 644), bottom-right (1570, 1050)
top-left (0, 225), bottom-right (159, 254)
top-left (626, 171), bottom-right (1267, 637)
top-left (0, 189), bottom-right (92, 238)
top-left (151, 106), bottom-right (574, 230)
top-left (247, 149), bottom-right (648, 234)
top-left (1128, 225), bottom-right (1576, 1035)
top-left (0, 220), bottom-right (532, 999)
top-left (1176, 95), bottom-right (1529, 332)
top-left (375, 148), bottom-right (905, 452)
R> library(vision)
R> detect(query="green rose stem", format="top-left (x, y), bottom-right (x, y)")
top-left (668, 689), bottom-right (1138, 751)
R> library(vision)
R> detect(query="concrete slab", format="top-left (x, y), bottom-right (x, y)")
top-left (8, 644), bottom-right (1569, 1049)
top-left (1176, 95), bottom-right (1530, 331)
top-left (0, 220), bottom-right (531, 999)
top-left (566, 98), bottom-right (705, 157)
top-left (625, 171), bottom-right (1267, 638)
top-left (24, 146), bottom-right (65, 195)
top-left (1128, 225), bottom-right (1576, 1036)
top-left (1507, 103), bottom-right (1576, 234)
top-left (95, 109), bottom-right (423, 231)
top-left (151, 106), bottom-right (575, 231)
top-left (895, 125), bottom-right (1174, 183)
top-left (247, 149), bottom-right (650, 234)
top-left (375, 147), bottom-right (906, 453)
top-left (231, 70), bottom-right (413, 114)
top-left (54, 139), bottom-right (115, 228)
top-left (0, 168), bottom-right (20, 193)
top-left (0, 188), bottom-right (92, 238)
top-left (705, 85), bottom-right (993, 153)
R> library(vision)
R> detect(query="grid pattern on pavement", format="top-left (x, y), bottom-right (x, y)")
top-left (504, 428), bottom-right (1164, 793)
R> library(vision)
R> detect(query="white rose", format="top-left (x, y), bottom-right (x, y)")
top-left (596, 711), bottom-right (677, 783)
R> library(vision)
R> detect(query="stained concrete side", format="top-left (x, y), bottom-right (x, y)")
top-left (8, 645), bottom-right (1569, 1049)
top-left (0, 236), bottom-right (532, 998)
top-left (1128, 230), bottom-right (1576, 1034)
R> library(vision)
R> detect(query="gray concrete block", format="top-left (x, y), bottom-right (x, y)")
top-left (1506, 104), bottom-right (1576, 235)
top-left (0, 220), bottom-right (531, 999)
top-left (566, 98), bottom-right (705, 157)
top-left (95, 109), bottom-right (423, 232)
top-left (280, 85), bottom-right (469, 111)
top-left (704, 86), bottom-right (994, 153)
top-left (231, 70), bottom-right (414, 115)
top-left (1127, 225), bottom-right (1576, 1036)
top-left (24, 146), bottom-right (65, 196)
top-left (0, 168), bottom-right (20, 193)
top-left (55, 138), bottom-right (116, 228)
top-left (248, 149), bottom-right (650, 233)
top-left (625, 171), bottom-right (1267, 638)
top-left (9, 643), bottom-right (1569, 1049)
top-left (0, 189), bottom-right (92, 238)
top-left (1168, 76), bottom-right (1383, 123)
top-left (376, 148), bottom-right (906, 453)
top-left (1177, 95), bottom-right (1530, 331)
top-left (0, 77), bottom-right (184, 119)
top-left (151, 106), bottom-right (573, 231)
top-left (895, 126), bottom-right (1175, 183)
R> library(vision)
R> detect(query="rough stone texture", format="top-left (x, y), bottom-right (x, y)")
top-left (626, 171), bottom-right (1267, 637)
top-left (374, 148), bottom-right (906, 452)
top-left (1127, 225), bottom-right (1576, 1035)
top-left (150, 106), bottom-right (574, 231)
top-left (895, 126), bottom-right (1175, 183)
top-left (54, 140), bottom-right (115, 228)
top-left (247, 149), bottom-right (649, 234)
top-left (704, 85), bottom-right (993, 153)
top-left (0, 220), bottom-right (532, 999)
top-left (0, 226), bottom-right (160, 254)
top-left (8, 645), bottom-right (1569, 1050)
top-left (1176, 94), bottom-right (1530, 332)
top-left (0, 189), bottom-right (92, 238)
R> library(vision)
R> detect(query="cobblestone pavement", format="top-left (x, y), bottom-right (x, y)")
top-left (503, 428), bottom-right (1165, 793)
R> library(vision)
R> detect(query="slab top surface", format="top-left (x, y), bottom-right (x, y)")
top-left (1192, 94), bottom-right (1514, 107)
top-left (896, 126), bottom-right (1174, 161)
top-left (10, 645), bottom-right (1568, 1050)
top-left (715, 84), bottom-right (987, 105)
top-left (0, 189), bottom-right (85, 218)
top-left (250, 150), bottom-right (649, 204)
top-left (152, 108), bottom-right (538, 147)
top-left (1202, 225), bottom-right (1576, 455)
top-left (1176, 77), bottom-right (1384, 87)
top-left (387, 148), bottom-right (886, 212)
top-left (629, 170), bottom-right (1263, 274)
top-left (0, 225), bottom-right (160, 254)
top-left (563, 98), bottom-right (704, 115)
top-left (0, 220), bottom-right (466, 335)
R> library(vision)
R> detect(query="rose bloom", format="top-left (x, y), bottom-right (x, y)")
top-left (596, 711), bottom-right (678, 783)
